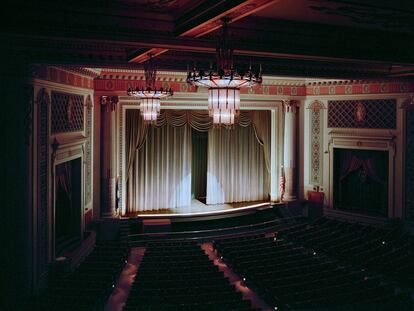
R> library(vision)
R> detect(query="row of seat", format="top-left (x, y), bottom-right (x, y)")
top-left (213, 225), bottom-right (412, 310)
top-left (279, 218), bottom-right (414, 287)
top-left (124, 240), bottom-right (258, 311)
top-left (30, 240), bottom-right (128, 311)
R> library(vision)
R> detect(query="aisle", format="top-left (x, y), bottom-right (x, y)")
top-left (104, 247), bottom-right (146, 311)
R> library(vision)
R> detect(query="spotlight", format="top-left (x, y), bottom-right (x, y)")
top-left (112, 284), bottom-right (115, 288)
top-left (242, 277), bottom-right (246, 282)
top-left (382, 241), bottom-right (386, 245)
top-left (274, 307), bottom-right (278, 311)
top-left (313, 252), bottom-right (317, 256)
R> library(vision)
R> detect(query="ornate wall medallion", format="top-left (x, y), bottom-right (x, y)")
top-left (354, 102), bottom-right (366, 124)
top-left (66, 96), bottom-right (73, 127)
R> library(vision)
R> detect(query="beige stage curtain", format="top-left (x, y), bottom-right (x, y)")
top-left (252, 111), bottom-right (271, 192)
top-left (128, 124), bottom-right (192, 211)
top-left (125, 110), bottom-right (148, 183)
top-left (125, 109), bottom-right (271, 210)
top-left (206, 124), bottom-right (268, 204)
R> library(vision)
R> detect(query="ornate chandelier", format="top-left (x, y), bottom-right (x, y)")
top-left (187, 18), bottom-right (262, 125)
top-left (127, 55), bottom-right (173, 122)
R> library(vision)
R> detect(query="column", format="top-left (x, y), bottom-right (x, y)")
top-left (270, 109), bottom-right (278, 202)
top-left (283, 100), bottom-right (297, 201)
top-left (101, 96), bottom-right (118, 217)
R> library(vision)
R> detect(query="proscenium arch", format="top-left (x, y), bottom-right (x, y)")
top-left (117, 93), bottom-right (286, 216)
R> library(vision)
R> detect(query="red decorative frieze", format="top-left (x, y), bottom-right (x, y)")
top-left (76, 75), bottom-right (82, 87)
top-left (306, 81), bottom-right (414, 96)
top-left (32, 66), bottom-right (94, 89)
top-left (96, 77), bottom-right (308, 97)
top-left (95, 73), bottom-right (414, 97)
top-left (95, 78), bottom-right (199, 94)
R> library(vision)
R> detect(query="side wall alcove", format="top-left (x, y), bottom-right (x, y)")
top-left (327, 131), bottom-right (396, 221)
top-left (301, 94), bottom-right (406, 224)
top-left (31, 71), bottom-right (94, 292)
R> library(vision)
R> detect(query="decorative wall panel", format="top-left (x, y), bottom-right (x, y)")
top-left (85, 95), bottom-right (92, 205)
top-left (36, 88), bottom-right (50, 277)
top-left (328, 99), bottom-right (396, 129)
top-left (51, 91), bottom-right (84, 133)
top-left (309, 101), bottom-right (324, 185)
top-left (406, 109), bottom-right (414, 220)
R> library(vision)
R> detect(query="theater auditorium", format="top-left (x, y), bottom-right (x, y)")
top-left (2, 0), bottom-right (414, 310)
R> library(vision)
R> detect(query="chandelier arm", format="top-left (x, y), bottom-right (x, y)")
top-left (185, 18), bottom-right (262, 125)
top-left (127, 56), bottom-right (172, 122)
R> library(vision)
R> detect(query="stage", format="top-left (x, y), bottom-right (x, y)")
top-left (124, 199), bottom-right (271, 218)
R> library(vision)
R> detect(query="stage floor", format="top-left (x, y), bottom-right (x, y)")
top-left (124, 199), bottom-right (270, 218)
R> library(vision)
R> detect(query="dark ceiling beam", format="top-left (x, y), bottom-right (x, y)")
top-left (4, 25), bottom-right (414, 68)
top-left (128, 0), bottom-right (279, 63)
top-left (4, 12), bottom-right (414, 79)
top-left (387, 66), bottom-right (414, 78)
top-left (3, 34), bottom-right (402, 78)
top-left (229, 16), bottom-right (414, 65)
top-left (0, 32), bottom-right (390, 65)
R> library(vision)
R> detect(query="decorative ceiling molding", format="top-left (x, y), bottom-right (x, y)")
top-left (310, 0), bottom-right (414, 33)
top-left (8, 0), bottom-right (414, 79)
top-left (95, 73), bottom-right (414, 97)
top-left (128, 0), bottom-right (279, 63)
top-left (304, 79), bottom-right (409, 86)
top-left (59, 67), bottom-right (102, 79)
top-left (94, 69), bottom-right (414, 91)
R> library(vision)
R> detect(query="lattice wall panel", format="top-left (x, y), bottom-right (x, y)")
top-left (406, 109), bottom-right (414, 220)
top-left (328, 99), bottom-right (396, 129)
top-left (51, 91), bottom-right (84, 133)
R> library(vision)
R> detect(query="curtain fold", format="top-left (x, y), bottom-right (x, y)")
top-left (191, 130), bottom-right (208, 199)
top-left (206, 125), bottom-right (268, 204)
top-left (126, 110), bottom-right (148, 182)
top-left (252, 110), bottom-right (271, 192)
top-left (56, 161), bottom-right (72, 200)
top-left (144, 109), bottom-right (253, 130)
top-left (127, 124), bottom-right (192, 212)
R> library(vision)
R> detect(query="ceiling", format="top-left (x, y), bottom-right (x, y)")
top-left (3, 0), bottom-right (414, 79)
